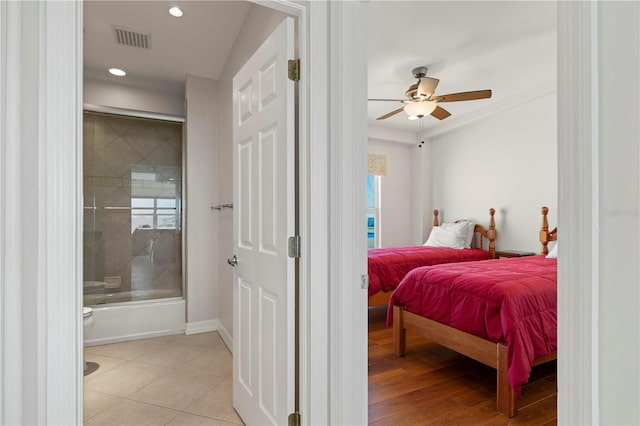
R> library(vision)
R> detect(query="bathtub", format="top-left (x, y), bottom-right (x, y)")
top-left (83, 294), bottom-right (186, 346)
top-left (83, 288), bottom-right (183, 305)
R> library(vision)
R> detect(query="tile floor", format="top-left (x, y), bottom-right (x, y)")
top-left (83, 332), bottom-right (243, 425)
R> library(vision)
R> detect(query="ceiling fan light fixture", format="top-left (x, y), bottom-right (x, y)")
top-left (370, 66), bottom-right (490, 122)
top-left (404, 100), bottom-right (437, 118)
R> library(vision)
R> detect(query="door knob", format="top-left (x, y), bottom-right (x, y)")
top-left (227, 255), bottom-right (238, 267)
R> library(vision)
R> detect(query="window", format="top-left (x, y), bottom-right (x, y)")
top-left (367, 174), bottom-right (381, 248)
top-left (131, 197), bottom-right (178, 233)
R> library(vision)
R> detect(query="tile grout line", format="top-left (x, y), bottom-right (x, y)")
top-left (84, 332), bottom-right (238, 425)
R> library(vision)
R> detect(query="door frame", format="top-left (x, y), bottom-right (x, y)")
top-left (258, 2), bottom-right (370, 423)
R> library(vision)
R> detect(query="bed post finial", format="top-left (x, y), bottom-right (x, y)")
top-left (488, 208), bottom-right (497, 258)
top-left (433, 209), bottom-right (439, 227)
top-left (540, 206), bottom-right (550, 255)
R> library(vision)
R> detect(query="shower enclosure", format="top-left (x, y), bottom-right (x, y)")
top-left (83, 111), bottom-right (183, 307)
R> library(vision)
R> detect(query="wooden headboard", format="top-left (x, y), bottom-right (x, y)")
top-left (433, 208), bottom-right (497, 259)
top-left (473, 208), bottom-right (497, 258)
top-left (539, 206), bottom-right (557, 255)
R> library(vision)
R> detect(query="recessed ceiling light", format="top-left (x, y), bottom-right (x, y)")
top-left (109, 68), bottom-right (126, 77)
top-left (169, 6), bottom-right (183, 17)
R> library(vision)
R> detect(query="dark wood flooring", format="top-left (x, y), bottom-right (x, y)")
top-left (368, 305), bottom-right (557, 425)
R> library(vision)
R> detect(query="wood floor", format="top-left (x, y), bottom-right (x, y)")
top-left (368, 306), bottom-right (557, 425)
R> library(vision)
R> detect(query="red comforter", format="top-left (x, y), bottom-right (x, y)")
top-left (368, 246), bottom-right (491, 297)
top-left (388, 255), bottom-right (557, 395)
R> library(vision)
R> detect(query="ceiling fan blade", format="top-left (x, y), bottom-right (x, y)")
top-left (432, 89), bottom-right (492, 103)
top-left (431, 106), bottom-right (451, 120)
top-left (376, 107), bottom-right (404, 120)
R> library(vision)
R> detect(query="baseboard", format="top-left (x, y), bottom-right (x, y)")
top-left (217, 321), bottom-right (233, 354)
top-left (185, 319), bottom-right (219, 335)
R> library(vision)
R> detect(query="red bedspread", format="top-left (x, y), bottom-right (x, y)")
top-left (387, 255), bottom-right (557, 395)
top-left (368, 246), bottom-right (491, 297)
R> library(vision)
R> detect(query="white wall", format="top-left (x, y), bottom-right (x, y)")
top-left (368, 138), bottom-right (416, 247)
top-left (216, 4), bottom-right (287, 342)
top-left (596, 2), bottom-right (639, 421)
top-left (556, 3), bottom-right (640, 423)
top-left (84, 78), bottom-right (184, 117)
top-left (184, 75), bottom-right (220, 330)
top-left (429, 92), bottom-right (557, 253)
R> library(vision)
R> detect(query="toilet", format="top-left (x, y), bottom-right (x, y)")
top-left (83, 307), bottom-right (95, 372)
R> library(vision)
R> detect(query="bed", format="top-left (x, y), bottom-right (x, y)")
top-left (388, 206), bottom-right (557, 418)
top-left (368, 208), bottom-right (497, 306)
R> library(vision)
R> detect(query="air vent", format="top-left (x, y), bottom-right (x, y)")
top-left (113, 26), bottom-right (150, 49)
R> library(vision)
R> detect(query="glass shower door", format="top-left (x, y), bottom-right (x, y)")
top-left (83, 111), bottom-right (183, 305)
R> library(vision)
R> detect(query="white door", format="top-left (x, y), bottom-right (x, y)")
top-left (231, 17), bottom-right (296, 426)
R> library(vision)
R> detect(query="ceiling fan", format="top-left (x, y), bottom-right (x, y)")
top-left (369, 66), bottom-right (492, 121)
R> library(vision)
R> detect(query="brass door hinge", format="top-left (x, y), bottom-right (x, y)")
top-left (361, 274), bottom-right (369, 289)
top-left (288, 412), bottom-right (301, 426)
top-left (288, 235), bottom-right (301, 259)
top-left (288, 59), bottom-right (300, 82)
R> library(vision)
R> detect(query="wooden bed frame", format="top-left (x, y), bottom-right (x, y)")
top-left (368, 208), bottom-right (498, 307)
top-left (539, 206), bottom-right (557, 255)
top-left (392, 206), bottom-right (557, 417)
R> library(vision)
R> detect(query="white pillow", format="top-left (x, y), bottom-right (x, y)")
top-left (461, 221), bottom-right (476, 248)
top-left (440, 221), bottom-right (475, 248)
top-left (546, 242), bottom-right (558, 258)
top-left (424, 226), bottom-right (466, 249)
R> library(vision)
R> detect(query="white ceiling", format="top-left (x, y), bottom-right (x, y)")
top-left (367, 1), bottom-right (557, 134)
top-left (84, 1), bottom-right (556, 134)
top-left (84, 1), bottom-right (252, 94)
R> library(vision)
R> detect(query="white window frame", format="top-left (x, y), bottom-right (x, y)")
top-left (367, 174), bottom-right (381, 248)
top-left (131, 197), bottom-right (178, 232)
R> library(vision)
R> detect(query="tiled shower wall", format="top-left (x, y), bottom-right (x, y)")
top-left (83, 112), bottom-right (183, 300)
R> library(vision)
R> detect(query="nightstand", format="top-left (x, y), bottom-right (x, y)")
top-left (495, 250), bottom-right (536, 259)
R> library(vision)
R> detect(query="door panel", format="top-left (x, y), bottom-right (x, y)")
top-left (232, 17), bottom-right (295, 426)
top-left (238, 141), bottom-right (253, 249)
top-left (238, 280), bottom-right (253, 393)
top-left (259, 127), bottom-right (278, 253)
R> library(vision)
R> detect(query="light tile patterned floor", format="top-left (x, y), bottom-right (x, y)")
top-left (84, 332), bottom-right (243, 425)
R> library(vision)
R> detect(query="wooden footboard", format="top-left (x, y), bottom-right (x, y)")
top-left (392, 305), bottom-right (556, 418)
